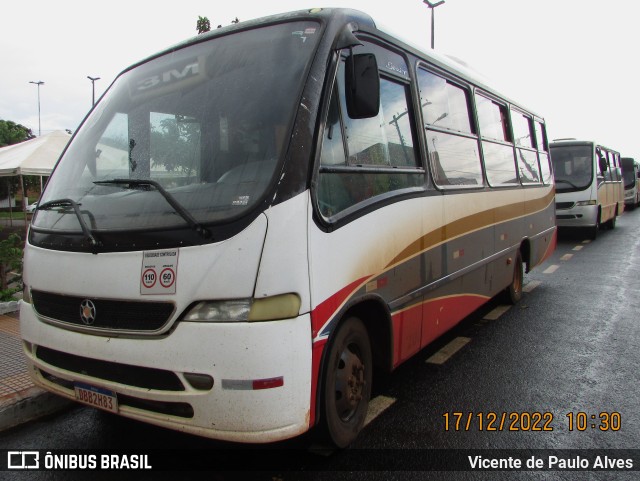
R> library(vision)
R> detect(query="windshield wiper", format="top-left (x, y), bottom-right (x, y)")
top-left (37, 198), bottom-right (101, 249)
top-left (94, 179), bottom-right (211, 239)
top-left (555, 179), bottom-right (579, 189)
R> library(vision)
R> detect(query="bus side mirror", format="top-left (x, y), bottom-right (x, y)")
top-left (345, 53), bottom-right (380, 119)
top-left (599, 157), bottom-right (608, 173)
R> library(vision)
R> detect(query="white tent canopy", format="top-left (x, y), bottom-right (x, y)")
top-left (0, 130), bottom-right (71, 177)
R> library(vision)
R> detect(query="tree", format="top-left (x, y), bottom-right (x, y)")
top-left (196, 16), bottom-right (211, 34)
top-left (197, 16), bottom-right (240, 32)
top-left (0, 120), bottom-right (34, 147)
top-left (0, 232), bottom-right (22, 297)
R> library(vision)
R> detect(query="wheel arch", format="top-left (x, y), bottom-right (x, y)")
top-left (314, 294), bottom-right (394, 429)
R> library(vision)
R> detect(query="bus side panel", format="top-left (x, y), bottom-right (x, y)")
top-left (308, 195), bottom-right (444, 416)
top-left (309, 195), bottom-right (443, 341)
top-left (308, 184), bottom-right (555, 415)
top-left (525, 187), bottom-right (557, 268)
top-left (253, 193), bottom-right (311, 314)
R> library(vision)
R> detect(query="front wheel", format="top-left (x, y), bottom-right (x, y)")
top-left (589, 210), bottom-right (601, 240)
top-left (320, 316), bottom-right (372, 448)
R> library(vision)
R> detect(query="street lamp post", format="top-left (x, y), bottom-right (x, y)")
top-left (424, 0), bottom-right (445, 49)
top-left (29, 80), bottom-right (44, 136)
top-left (87, 76), bottom-right (101, 106)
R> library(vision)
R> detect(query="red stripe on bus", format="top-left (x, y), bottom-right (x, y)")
top-left (392, 294), bottom-right (489, 367)
top-left (309, 338), bottom-right (327, 428)
top-left (252, 377), bottom-right (284, 390)
top-left (310, 276), bottom-right (369, 339)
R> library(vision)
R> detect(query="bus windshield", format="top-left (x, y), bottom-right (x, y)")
top-left (550, 144), bottom-right (593, 192)
top-left (33, 21), bottom-right (320, 236)
top-left (621, 159), bottom-right (637, 188)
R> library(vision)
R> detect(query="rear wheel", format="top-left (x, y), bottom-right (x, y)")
top-left (606, 212), bottom-right (617, 230)
top-left (320, 316), bottom-right (372, 448)
top-left (503, 251), bottom-right (523, 305)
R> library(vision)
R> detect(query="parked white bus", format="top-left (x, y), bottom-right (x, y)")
top-left (621, 157), bottom-right (640, 210)
top-left (20, 8), bottom-right (556, 447)
top-left (550, 140), bottom-right (624, 239)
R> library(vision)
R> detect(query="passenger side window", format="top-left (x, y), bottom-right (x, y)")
top-left (511, 110), bottom-right (541, 184)
top-left (340, 69), bottom-right (418, 169)
top-left (476, 94), bottom-right (517, 187)
top-left (418, 68), bottom-right (482, 188)
top-left (317, 53), bottom-right (422, 219)
top-left (534, 120), bottom-right (553, 184)
top-left (611, 152), bottom-right (621, 181)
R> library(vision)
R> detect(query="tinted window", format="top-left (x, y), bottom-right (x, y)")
top-left (341, 73), bottom-right (418, 169)
top-left (419, 70), bottom-right (472, 133)
top-left (483, 141), bottom-right (518, 186)
top-left (538, 152), bottom-right (553, 185)
top-left (534, 121), bottom-right (547, 151)
top-left (317, 56), bottom-right (422, 219)
top-left (517, 148), bottom-right (541, 184)
top-left (418, 68), bottom-right (482, 188)
top-left (551, 144), bottom-right (594, 192)
top-left (34, 21), bottom-right (321, 236)
top-left (512, 112), bottom-right (535, 148)
top-left (477, 95), bottom-right (509, 141)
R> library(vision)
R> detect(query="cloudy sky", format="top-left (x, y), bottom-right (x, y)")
top-left (1, 0), bottom-right (637, 158)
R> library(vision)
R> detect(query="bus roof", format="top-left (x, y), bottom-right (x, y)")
top-left (550, 139), bottom-right (620, 154)
top-left (117, 7), bottom-right (544, 121)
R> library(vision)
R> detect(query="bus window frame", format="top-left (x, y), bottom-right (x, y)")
top-left (311, 37), bottom-right (428, 229)
top-left (473, 89), bottom-right (519, 189)
top-left (416, 63), bottom-right (484, 191)
top-left (510, 107), bottom-right (542, 186)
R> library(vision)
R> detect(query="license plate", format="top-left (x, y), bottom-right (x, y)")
top-left (74, 383), bottom-right (118, 413)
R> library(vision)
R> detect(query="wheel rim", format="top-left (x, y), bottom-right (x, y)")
top-left (334, 343), bottom-right (366, 422)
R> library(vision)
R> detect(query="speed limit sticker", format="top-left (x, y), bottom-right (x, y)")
top-left (141, 249), bottom-right (179, 295)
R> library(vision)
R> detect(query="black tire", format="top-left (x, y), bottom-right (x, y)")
top-left (606, 213), bottom-right (617, 230)
top-left (503, 251), bottom-right (523, 305)
top-left (320, 316), bottom-right (372, 448)
top-left (589, 210), bottom-right (601, 240)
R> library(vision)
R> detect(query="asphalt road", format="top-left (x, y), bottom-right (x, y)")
top-left (2, 209), bottom-right (639, 480)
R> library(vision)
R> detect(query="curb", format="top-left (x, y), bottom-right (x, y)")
top-left (0, 301), bottom-right (19, 315)
top-left (0, 386), bottom-right (73, 432)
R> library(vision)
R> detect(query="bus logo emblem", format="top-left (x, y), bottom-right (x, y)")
top-left (80, 299), bottom-right (97, 325)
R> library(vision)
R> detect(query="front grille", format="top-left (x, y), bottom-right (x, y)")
top-left (556, 215), bottom-right (576, 220)
top-left (36, 346), bottom-right (185, 391)
top-left (31, 290), bottom-right (174, 332)
top-left (555, 202), bottom-right (575, 210)
top-left (40, 369), bottom-right (193, 418)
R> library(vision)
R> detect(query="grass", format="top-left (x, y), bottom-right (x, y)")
top-left (0, 211), bottom-right (30, 220)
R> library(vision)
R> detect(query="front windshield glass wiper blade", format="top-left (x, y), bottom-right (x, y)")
top-left (555, 179), bottom-right (578, 189)
top-left (94, 179), bottom-right (211, 238)
top-left (37, 198), bottom-right (101, 249)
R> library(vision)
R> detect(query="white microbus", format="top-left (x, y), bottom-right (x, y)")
top-left (21, 8), bottom-right (556, 447)
top-left (550, 140), bottom-right (625, 239)
top-left (621, 157), bottom-right (640, 210)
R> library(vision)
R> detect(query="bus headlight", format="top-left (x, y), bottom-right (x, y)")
top-left (182, 294), bottom-right (301, 323)
top-left (248, 294), bottom-right (301, 321)
top-left (183, 300), bottom-right (251, 322)
top-left (575, 200), bottom-right (597, 206)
